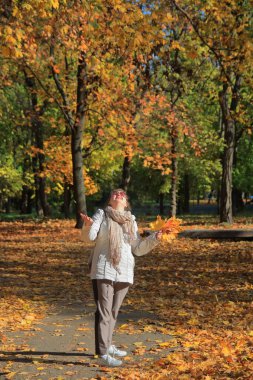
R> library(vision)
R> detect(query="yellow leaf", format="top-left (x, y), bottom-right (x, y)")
top-left (166, 13), bottom-right (174, 22)
top-left (14, 49), bottom-right (23, 58)
top-left (51, 0), bottom-right (59, 9)
top-left (171, 41), bottom-right (185, 51)
top-left (25, 314), bottom-right (35, 321)
top-left (187, 317), bottom-right (199, 326)
top-left (5, 35), bottom-right (16, 45)
top-left (76, 347), bottom-right (88, 351)
top-left (4, 26), bottom-right (13, 35)
top-left (16, 29), bottom-right (23, 41)
top-left (119, 324), bottom-right (128, 329)
top-left (77, 327), bottom-right (90, 331)
top-left (221, 343), bottom-right (233, 357)
top-left (183, 341), bottom-right (199, 348)
top-left (177, 310), bottom-right (189, 316)
top-left (178, 363), bottom-right (190, 371)
top-left (149, 216), bottom-right (182, 241)
top-left (149, 215), bottom-right (165, 231)
top-left (12, 7), bottom-right (19, 17)
top-left (1, 46), bottom-right (11, 57)
top-left (159, 342), bottom-right (171, 347)
top-left (6, 373), bottom-right (16, 379)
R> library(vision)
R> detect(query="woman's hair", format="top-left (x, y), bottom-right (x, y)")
top-left (105, 188), bottom-right (131, 210)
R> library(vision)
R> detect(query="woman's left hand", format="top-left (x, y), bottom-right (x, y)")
top-left (155, 230), bottom-right (163, 240)
top-left (155, 228), bottom-right (173, 240)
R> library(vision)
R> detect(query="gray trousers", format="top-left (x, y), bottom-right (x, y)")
top-left (96, 279), bottom-right (129, 355)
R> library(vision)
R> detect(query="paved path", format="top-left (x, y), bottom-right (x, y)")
top-left (0, 302), bottom-right (175, 380)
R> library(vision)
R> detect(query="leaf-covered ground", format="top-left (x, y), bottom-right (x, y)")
top-left (0, 219), bottom-right (253, 379)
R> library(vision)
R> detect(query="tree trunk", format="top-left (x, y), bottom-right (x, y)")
top-left (219, 76), bottom-right (241, 223)
top-left (197, 190), bottom-right (200, 205)
top-left (169, 134), bottom-right (178, 217)
top-left (182, 173), bottom-right (190, 213)
top-left (27, 189), bottom-right (33, 214)
top-left (5, 198), bottom-right (11, 213)
top-left (232, 188), bottom-right (244, 214)
top-left (31, 153), bottom-right (42, 216)
top-left (219, 116), bottom-right (234, 223)
top-left (232, 137), bottom-right (244, 215)
top-left (216, 186), bottom-right (220, 215)
top-left (20, 185), bottom-right (29, 214)
top-left (72, 52), bottom-right (87, 228)
top-left (63, 181), bottom-right (72, 218)
top-left (121, 155), bottom-right (131, 191)
top-left (24, 72), bottom-right (50, 217)
top-left (159, 193), bottom-right (164, 215)
top-left (20, 156), bottom-right (32, 214)
top-left (49, 47), bottom-right (87, 227)
top-left (36, 127), bottom-right (50, 217)
top-left (1, 1), bottom-right (13, 20)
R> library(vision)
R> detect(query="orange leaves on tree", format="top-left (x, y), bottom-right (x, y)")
top-left (171, 40), bottom-right (185, 51)
top-left (52, 64), bottom-right (60, 74)
top-left (139, 93), bottom-right (197, 174)
top-left (29, 136), bottom-right (99, 196)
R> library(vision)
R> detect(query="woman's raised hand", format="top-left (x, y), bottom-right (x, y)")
top-left (80, 213), bottom-right (93, 226)
top-left (155, 228), bottom-right (173, 240)
top-left (155, 230), bottom-right (163, 240)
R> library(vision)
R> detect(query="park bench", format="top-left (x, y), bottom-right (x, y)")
top-left (143, 228), bottom-right (253, 262)
top-left (143, 228), bottom-right (253, 241)
top-left (178, 229), bottom-right (253, 241)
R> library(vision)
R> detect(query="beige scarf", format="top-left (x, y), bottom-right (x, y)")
top-left (105, 206), bottom-right (135, 271)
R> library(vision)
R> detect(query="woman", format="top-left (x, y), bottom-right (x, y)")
top-left (80, 189), bottom-right (163, 367)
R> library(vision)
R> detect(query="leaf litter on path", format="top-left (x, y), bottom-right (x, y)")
top-left (1, 219), bottom-right (253, 379)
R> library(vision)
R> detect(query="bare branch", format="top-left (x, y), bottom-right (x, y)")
top-left (49, 44), bottom-right (74, 129)
top-left (23, 63), bottom-right (74, 130)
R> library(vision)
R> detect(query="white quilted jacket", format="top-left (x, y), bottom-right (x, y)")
top-left (81, 208), bottom-right (159, 284)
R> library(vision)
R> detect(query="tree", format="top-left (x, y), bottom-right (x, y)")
top-left (170, 0), bottom-right (253, 223)
top-left (1, 0), bottom-right (165, 225)
top-left (0, 156), bottom-right (23, 212)
top-left (24, 71), bottom-right (51, 216)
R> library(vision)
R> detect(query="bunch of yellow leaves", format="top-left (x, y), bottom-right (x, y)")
top-left (149, 215), bottom-right (182, 242)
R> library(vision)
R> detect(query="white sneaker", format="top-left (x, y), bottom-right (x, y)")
top-left (108, 344), bottom-right (127, 357)
top-left (100, 354), bottom-right (122, 367)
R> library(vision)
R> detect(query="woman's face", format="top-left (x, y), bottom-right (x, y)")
top-left (109, 190), bottom-right (128, 209)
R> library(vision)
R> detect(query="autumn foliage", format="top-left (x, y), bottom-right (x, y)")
top-left (149, 216), bottom-right (182, 242)
top-left (0, 0), bottom-right (252, 223)
top-left (1, 218), bottom-right (253, 378)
